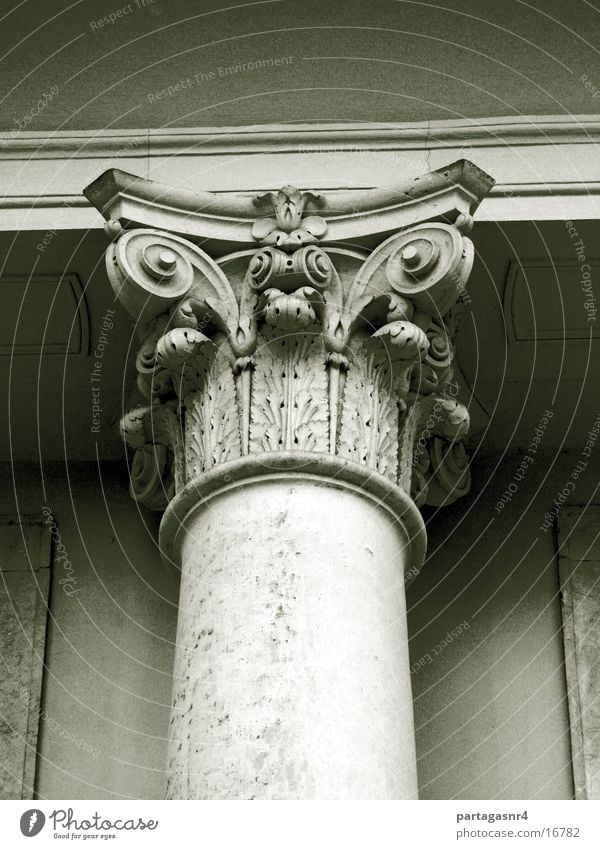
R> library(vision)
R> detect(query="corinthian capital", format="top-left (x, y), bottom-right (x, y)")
top-left (85, 162), bottom-right (494, 515)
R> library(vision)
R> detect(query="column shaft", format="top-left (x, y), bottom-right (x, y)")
top-left (163, 457), bottom-right (424, 799)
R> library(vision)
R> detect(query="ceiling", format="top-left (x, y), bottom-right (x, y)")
top-left (1, 218), bottom-right (599, 462)
top-left (1, 0), bottom-right (600, 131)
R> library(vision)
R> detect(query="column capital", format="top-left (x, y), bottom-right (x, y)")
top-left (85, 162), bottom-right (494, 561)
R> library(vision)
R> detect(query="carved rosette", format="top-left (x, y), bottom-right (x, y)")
top-left (109, 187), bottom-right (476, 512)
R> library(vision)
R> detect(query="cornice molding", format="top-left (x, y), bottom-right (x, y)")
top-left (1, 115), bottom-right (600, 158)
top-left (2, 115), bottom-right (600, 232)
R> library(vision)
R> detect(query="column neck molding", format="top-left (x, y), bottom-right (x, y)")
top-left (159, 451), bottom-right (427, 580)
top-left (85, 160), bottom-right (494, 563)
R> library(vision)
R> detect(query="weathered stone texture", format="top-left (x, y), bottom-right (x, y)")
top-left (559, 508), bottom-right (600, 800)
top-left (0, 520), bottom-right (50, 799)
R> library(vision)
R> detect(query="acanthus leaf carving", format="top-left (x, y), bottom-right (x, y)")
top-left (338, 340), bottom-right (404, 480)
top-left (249, 330), bottom-right (329, 454)
top-left (371, 320), bottom-right (429, 362)
top-left (181, 344), bottom-right (242, 477)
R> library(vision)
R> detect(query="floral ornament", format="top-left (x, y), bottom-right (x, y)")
top-left (252, 185), bottom-right (328, 252)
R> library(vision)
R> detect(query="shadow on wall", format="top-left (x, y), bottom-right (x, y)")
top-left (407, 449), bottom-right (587, 801)
top-left (1, 462), bottom-right (178, 800)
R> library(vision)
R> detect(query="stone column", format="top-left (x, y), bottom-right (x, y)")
top-left (87, 162), bottom-right (493, 798)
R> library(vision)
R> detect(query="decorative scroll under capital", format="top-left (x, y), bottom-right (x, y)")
top-left (89, 163), bottom-right (494, 514)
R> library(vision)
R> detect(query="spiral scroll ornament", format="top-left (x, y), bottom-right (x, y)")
top-left (107, 229), bottom-right (196, 324)
top-left (385, 223), bottom-right (474, 317)
top-left (424, 437), bottom-right (471, 506)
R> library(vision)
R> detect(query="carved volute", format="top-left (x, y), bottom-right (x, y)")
top-left (87, 162), bottom-right (494, 514)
